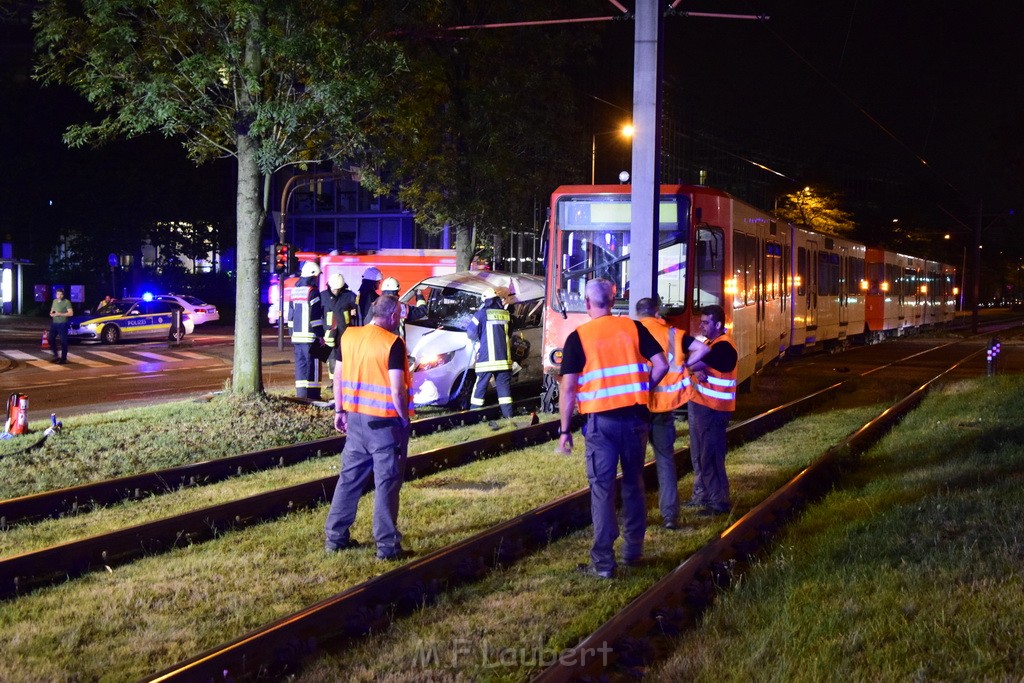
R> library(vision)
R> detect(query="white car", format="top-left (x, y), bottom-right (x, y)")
top-left (401, 271), bottom-right (545, 408)
top-left (153, 294), bottom-right (220, 325)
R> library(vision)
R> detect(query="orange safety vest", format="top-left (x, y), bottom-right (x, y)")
top-left (339, 324), bottom-right (415, 419)
top-left (575, 316), bottom-right (650, 415)
top-left (690, 334), bottom-right (738, 412)
top-left (640, 317), bottom-right (691, 413)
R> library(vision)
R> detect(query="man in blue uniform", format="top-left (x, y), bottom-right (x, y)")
top-left (465, 287), bottom-right (514, 418)
top-left (289, 260), bottom-right (325, 399)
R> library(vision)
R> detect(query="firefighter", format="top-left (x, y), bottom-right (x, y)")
top-left (382, 277), bottom-right (427, 337)
top-left (321, 272), bottom-right (358, 380)
top-left (289, 260), bottom-right (325, 399)
top-left (358, 267), bottom-right (383, 325)
top-left (465, 286), bottom-right (514, 418)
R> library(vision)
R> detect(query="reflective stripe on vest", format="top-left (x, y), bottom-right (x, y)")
top-left (339, 324), bottom-right (414, 418)
top-left (691, 334), bottom-right (737, 412)
top-left (475, 308), bottom-right (512, 372)
top-left (640, 317), bottom-right (692, 412)
top-left (575, 316), bottom-right (649, 414)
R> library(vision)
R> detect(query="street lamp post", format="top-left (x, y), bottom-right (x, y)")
top-left (591, 124), bottom-right (633, 184)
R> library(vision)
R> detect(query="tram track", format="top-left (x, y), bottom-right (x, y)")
top-left (0, 399), bottom-right (559, 598)
top-left (535, 346), bottom-right (985, 681)
top-left (0, 398), bottom-right (541, 528)
top-left (0, 334), bottom-right (994, 681)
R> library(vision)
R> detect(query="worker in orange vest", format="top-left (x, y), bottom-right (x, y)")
top-left (558, 278), bottom-right (667, 579)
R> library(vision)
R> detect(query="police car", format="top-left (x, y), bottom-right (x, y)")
top-left (68, 298), bottom-right (195, 343)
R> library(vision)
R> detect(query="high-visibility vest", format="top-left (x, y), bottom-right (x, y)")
top-left (471, 305), bottom-right (512, 372)
top-left (289, 279), bottom-right (324, 344)
top-left (640, 317), bottom-right (691, 413)
top-left (339, 324), bottom-right (414, 419)
top-left (690, 334), bottom-right (738, 412)
top-left (575, 316), bottom-right (650, 415)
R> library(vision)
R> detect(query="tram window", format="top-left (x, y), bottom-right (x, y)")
top-left (818, 252), bottom-right (840, 297)
top-left (867, 261), bottom-right (883, 295)
top-left (849, 257), bottom-right (864, 297)
top-left (734, 232), bottom-right (757, 305)
top-left (693, 227), bottom-right (724, 309)
top-left (797, 247), bottom-right (807, 297)
top-left (765, 241), bottom-right (782, 300)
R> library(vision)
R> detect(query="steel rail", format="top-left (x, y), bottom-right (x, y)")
top-left (533, 347), bottom-right (984, 682)
top-left (141, 382), bottom-right (842, 682)
top-left (0, 399), bottom-right (540, 527)
top-left (0, 401), bottom-right (554, 599)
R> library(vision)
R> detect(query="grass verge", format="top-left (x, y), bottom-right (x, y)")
top-left (652, 375), bottom-right (1024, 681)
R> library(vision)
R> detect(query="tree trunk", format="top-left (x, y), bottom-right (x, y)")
top-left (455, 223), bottom-right (473, 271)
top-left (231, 134), bottom-right (265, 394)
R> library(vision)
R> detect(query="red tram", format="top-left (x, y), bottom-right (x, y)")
top-left (540, 184), bottom-right (957, 407)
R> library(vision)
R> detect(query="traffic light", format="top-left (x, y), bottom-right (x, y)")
top-left (274, 243), bottom-right (291, 274)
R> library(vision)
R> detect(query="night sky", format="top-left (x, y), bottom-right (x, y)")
top-left (2, 2), bottom-right (1022, 265)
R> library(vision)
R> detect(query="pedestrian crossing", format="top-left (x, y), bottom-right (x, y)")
top-left (0, 348), bottom-right (219, 371)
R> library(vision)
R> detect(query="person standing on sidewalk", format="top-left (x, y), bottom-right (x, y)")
top-left (324, 294), bottom-right (413, 561)
top-left (685, 304), bottom-right (738, 517)
top-left (48, 288), bottom-right (73, 364)
top-left (558, 278), bottom-right (667, 579)
top-left (635, 297), bottom-right (708, 529)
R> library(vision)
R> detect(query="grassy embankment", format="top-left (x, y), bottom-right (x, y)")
top-left (652, 374), bottom-right (1024, 681)
top-left (0, 389), bottom-right (882, 680)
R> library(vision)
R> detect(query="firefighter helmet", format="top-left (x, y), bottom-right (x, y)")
top-left (382, 277), bottom-right (400, 293)
top-left (362, 266), bottom-right (383, 281)
top-left (481, 287), bottom-right (498, 301)
top-left (300, 261), bottom-right (321, 278)
top-left (327, 273), bottom-right (345, 290)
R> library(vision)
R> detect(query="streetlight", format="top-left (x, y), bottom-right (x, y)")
top-left (591, 123), bottom-right (633, 184)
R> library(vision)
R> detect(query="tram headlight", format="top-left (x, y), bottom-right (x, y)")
top-left (550, 349), bottom-right (563, 366)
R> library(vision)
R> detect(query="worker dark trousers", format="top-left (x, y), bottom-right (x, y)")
top-left (470, 370), bottom-right (513, 417)
top-left (649, 410), bottom-right (679, 524)
top-left (584, 410), bottom-right (648, 574)
top-left (687, 400), bottom-right (732, 511)
top-left (293, 343), bottom-right (321, 399)
top-left (324, 413), bottom-right (409, 555)
top-left (48, 321), bottom-right (69, 362)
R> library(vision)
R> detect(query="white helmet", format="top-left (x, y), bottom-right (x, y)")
top-left (300, 261), bottom-right (321, 278)
top-left (382, 277), bottom-right (400, 293)
top-left (363, 266), bottom-right (383, 281)
top-left (481, 287), bottom-right (498, 301)
top-left (327, 273), bottom-right (345, 290)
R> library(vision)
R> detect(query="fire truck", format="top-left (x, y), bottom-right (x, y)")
top-left (268, 249), bottom-right (457, 325)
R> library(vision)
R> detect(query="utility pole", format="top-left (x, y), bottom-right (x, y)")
top-left (972, 200), bottom-right (983, 334)
top-left (628, 0), bottom-right (662, 313)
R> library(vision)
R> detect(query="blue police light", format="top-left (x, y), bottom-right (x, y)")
top-left (142, 292), bottom-right (154, 302)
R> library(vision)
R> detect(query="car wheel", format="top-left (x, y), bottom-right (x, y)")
top-left (447, 371), bottom-right (475, 410)
top-left (101, 325), bottom-right (120, 344)
top-left (168, 323), bottom-right (186, 342)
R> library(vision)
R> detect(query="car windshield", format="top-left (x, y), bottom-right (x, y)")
top-left (402, 283), bottom-right (482, 331)
top-left (100, 302), bottom-right (135, 316)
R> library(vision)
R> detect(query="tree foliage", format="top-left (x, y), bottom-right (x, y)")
top-left (775, 187), bottom-right (857, 237)
top-left (33, 0), bottom-right (405, 393)
top-left (357, 1), bottom-right (595, 269)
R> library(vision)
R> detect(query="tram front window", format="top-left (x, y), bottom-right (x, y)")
top-left (559, 229), bottom-right (631, 312)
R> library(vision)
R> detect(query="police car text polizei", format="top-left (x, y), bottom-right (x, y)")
top-left (67, 298), bottom-right (195, 343)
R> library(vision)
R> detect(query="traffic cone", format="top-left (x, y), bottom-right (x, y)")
top-left (41, 331), bottom-right (49, 349)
